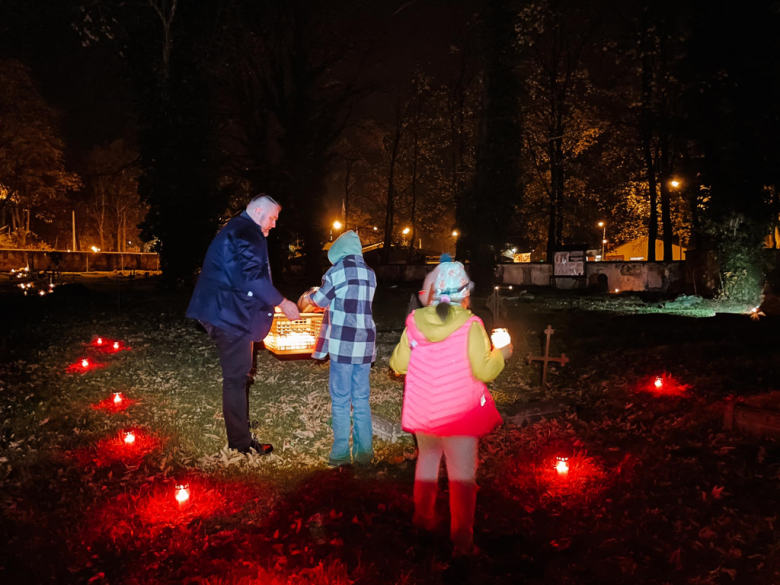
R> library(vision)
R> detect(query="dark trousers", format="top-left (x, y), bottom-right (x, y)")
top-left (203, 322), bottom-right (254, 451)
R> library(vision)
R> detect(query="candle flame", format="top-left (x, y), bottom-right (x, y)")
top-left (113, 342), bottom-right (120, 350)
top-left (176, 485), bottom-right (190, 503)
top-left (97, 338), bottom-right (103, 345)
top-left (113, 393), bottom-right (122, 404)
top-left (556, 457), bottom-right (569, 474)
top-left (124, 432), bottom-right (135, 444)
top-left (81, 359), bottom-right (89, 368)
top-left (654, 377), bottom-right (663, 389)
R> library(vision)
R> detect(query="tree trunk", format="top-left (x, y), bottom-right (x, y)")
top-left (343, 158), bottom-right (353, 230)
top-left (641, 50), bottom-right (658, 262)
top-left (659, 135), bottom-right (673, 261)
top-left (382, 174), bottom-right (396, 265)
top-left (409, 124), bottom-right (419, 263)
top-left (382, 116), bottom-right (404, 265)
top-left (546, 197), bottom-right (557, 265)
top-left (554, 132), bottom-right (565, 246)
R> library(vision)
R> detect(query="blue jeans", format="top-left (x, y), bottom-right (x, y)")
top-left (328, 361), bottom-right (373, 466)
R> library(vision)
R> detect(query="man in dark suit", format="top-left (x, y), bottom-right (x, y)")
top-left (187, 194), bottom-right (300, 454)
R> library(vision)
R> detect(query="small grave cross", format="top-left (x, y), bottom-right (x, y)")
top-left (486, 288), bottom-right (507, 324)
top-left (526, 325), bottom-right (569, 387)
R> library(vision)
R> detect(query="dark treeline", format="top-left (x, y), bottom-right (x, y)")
top-left (0, 0), bottom-right (778, 294)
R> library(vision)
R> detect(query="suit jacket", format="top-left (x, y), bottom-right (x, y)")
top-left (186, 212), bottom-right (284, 341)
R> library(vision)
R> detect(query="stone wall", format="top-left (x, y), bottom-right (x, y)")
top-left (0, 249), bottom-right (160, 273)
top-left (496, 263), bottom-right (553, 287)
top-left (377, 259), bottom-right (687, 294)
top-left (585, 261), bottom-right (686, 293)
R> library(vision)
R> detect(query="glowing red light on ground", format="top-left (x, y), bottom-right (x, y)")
top-left (176, 484), bottom-right (191, 504)
top-left (641, 373), bottom-right (689, 397)
top-left (113, 342), bottom-right (120, 350)
top-left (91, 393), bottom-right (135, 413)
top-left (80, 477), bottom-right (264, 550)
top-left (67, 357), bottom-right (105, 374)
top-left (555, 456), bottom-right (569, 475)
top-left (69, 429), bottom-right (163, 468)
top-left (97, 337), bottom-right (103, 345)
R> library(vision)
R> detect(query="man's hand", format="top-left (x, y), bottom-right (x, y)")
top-left (279, 298), bottom-right (301, 321)
top-left (499, 343), bottom-right (513, 361)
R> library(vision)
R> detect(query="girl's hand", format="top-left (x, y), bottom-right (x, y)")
top-left (499, 344), bottom-right (513, 361)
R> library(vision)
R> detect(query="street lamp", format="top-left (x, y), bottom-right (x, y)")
top-left (598, 222), bottom-right (606, 261)
top-left (330, 220), bottom-right (344, 242)
top-left (670, 179), bottom-right (680, 188)
top-left (452, 230), bottom-right (459, 237)
top-left (402, 227), bottom-right (410, 235)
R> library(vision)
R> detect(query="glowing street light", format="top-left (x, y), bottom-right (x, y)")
top-left (452, 230), bottom-right (459, 237)
top-left (402, 227), bottom-right (410, 235)
top-left (333, 220), bottom-right (342, 230)
top-left (598, 222), bottom-right (607, 260)
top-left (670, 180), bottom-right (680, 188)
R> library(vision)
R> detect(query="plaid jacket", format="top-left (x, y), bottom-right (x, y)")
top-left (310, 255), bottom-right (377, 364)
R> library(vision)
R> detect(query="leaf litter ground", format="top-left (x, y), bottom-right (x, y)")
top-left (0, 278), bottom-right (779, 584)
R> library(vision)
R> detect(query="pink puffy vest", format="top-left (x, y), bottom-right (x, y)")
top-left (401, 312), bottom-right (502, 437)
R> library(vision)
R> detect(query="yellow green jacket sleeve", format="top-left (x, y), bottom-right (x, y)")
top-left (468, 321), bottom-right (505, 382)
top-left (389, 328), bottom-right (411, 374)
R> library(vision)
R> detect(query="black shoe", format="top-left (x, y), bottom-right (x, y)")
top-left (240, 438), bottom-right (273, 455)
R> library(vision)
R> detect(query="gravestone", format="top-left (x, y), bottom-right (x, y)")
top-left (372, 413), bottom-right (410, 443)
top-left (724, 401), bottom-right (780, 439)
top-left (502, 399), bottom-right (575, 427)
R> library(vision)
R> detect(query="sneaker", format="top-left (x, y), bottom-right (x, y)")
top-left (241, 437), bottom-right (273, 455)
top-left (353, 455), bottom-right (374, 468)
top-left (327, 455), bottom-right (352, 468)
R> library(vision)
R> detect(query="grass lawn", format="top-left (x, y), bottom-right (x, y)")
top-left (1, 274), bottom-right (780, 584)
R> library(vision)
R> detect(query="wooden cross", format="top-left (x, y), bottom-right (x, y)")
top-left (526, 325), bottom-right (569, 387)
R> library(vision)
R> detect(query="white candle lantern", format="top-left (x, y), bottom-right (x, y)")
top-left (491, 328), bottom-right (511, 349)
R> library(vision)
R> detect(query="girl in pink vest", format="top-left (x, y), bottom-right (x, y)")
top-left (390, 262), bottom-right (512, 554)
